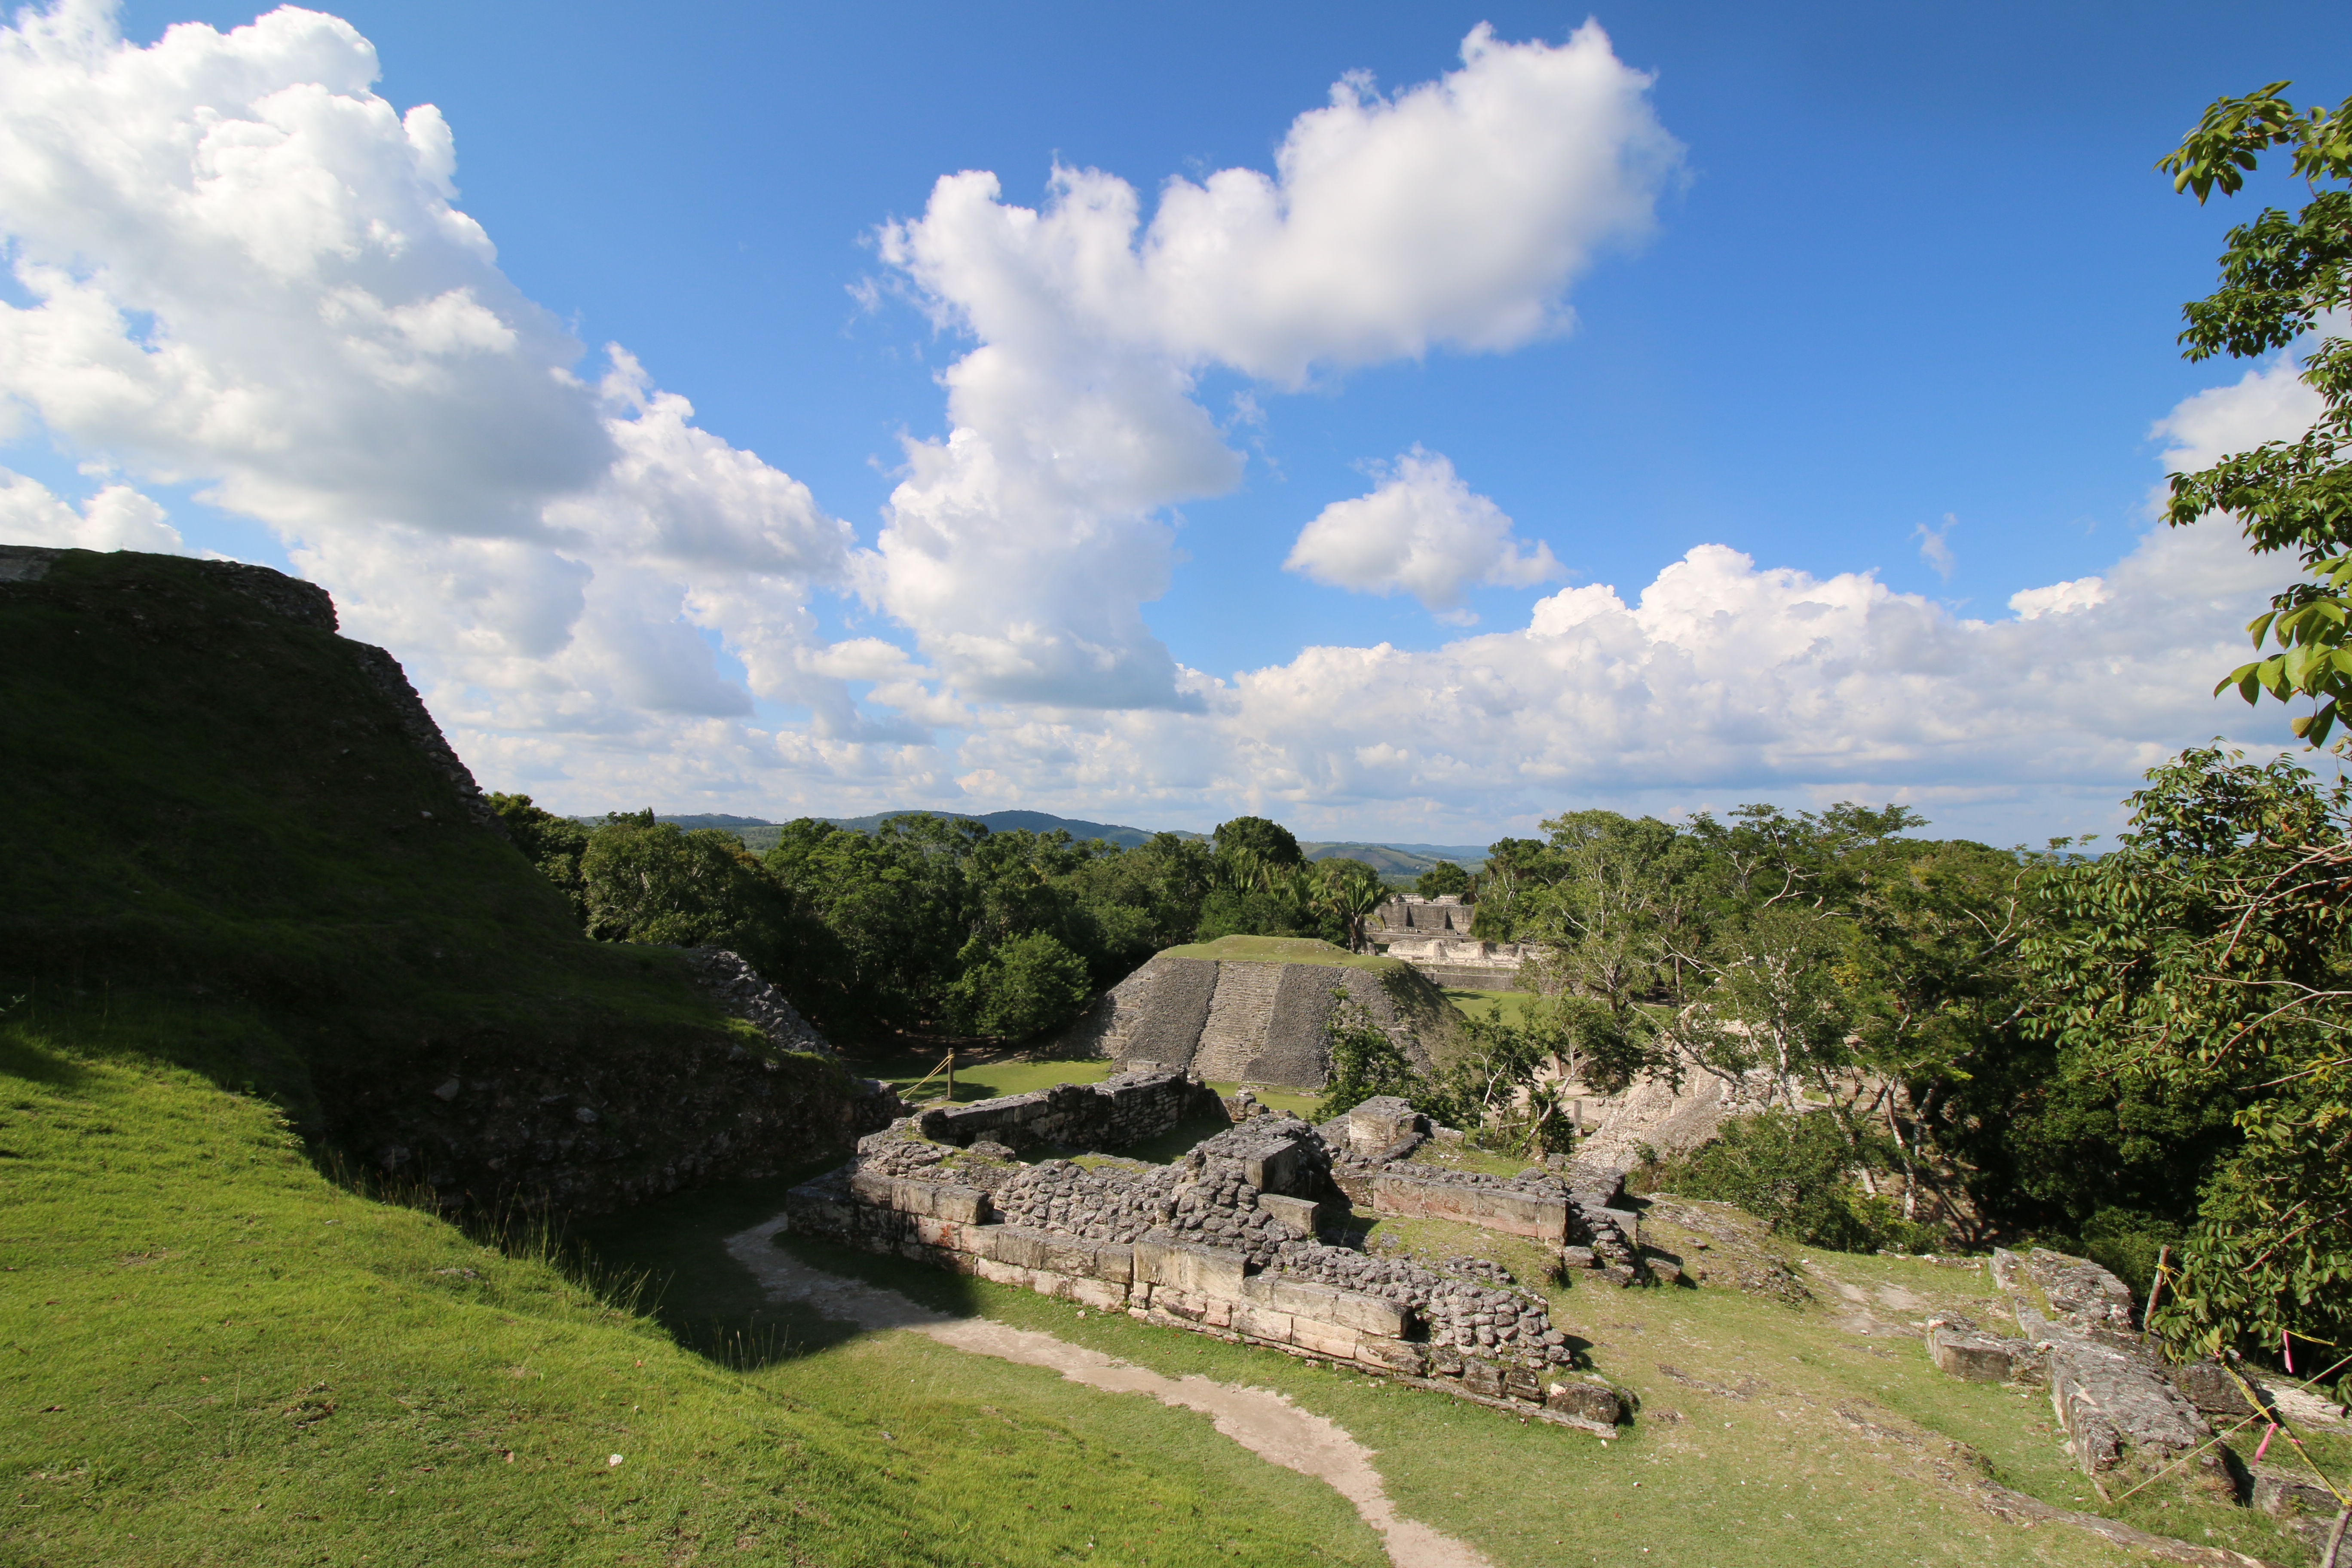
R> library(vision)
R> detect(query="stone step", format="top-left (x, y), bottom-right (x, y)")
top-left (1191, 962), bottom-right (1284, 1081)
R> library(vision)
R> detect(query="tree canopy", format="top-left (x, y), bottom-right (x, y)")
top-left (2159, 83), bottom-right (2352, 743)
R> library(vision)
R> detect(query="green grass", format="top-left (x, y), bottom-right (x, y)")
top-left (1159, 936), bottom-right (1405, 975)
top-left (581, 1184), bottom-right (2207, 1568)
top-left (1441, 988), bottom-right (1543, 1025)
top-left (848, 1046), bottom-right (1116, 1107)
top-left (6, 1019), bottom-right (2313, 1568)
top-left (0, 548), bottom-right (762, 1134)
top-left (0, 1029), bottom-right (1392, 1568)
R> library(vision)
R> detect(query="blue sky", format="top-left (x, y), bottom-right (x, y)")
top-left (4, 1), bottom-right (2347, 842)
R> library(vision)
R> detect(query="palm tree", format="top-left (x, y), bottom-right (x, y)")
top-left (1315, 861), bottom-right (1390, 952)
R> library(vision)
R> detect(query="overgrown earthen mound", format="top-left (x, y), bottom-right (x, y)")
top-left (0, 544), bottom-right (889, 1213)
top-left (1056, 935), bottom-right (1462, 1088)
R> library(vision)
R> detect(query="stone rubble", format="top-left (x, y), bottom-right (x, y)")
top-left (1925, 1246), bottom-right (2225, 1497)
top-left (786, 1069), bottom-right (1633, 1429)
top-left (682, 946), bottom-right (836, 1058)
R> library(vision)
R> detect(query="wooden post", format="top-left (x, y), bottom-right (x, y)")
top-left (945, 1047), bottom-right (956, 1102)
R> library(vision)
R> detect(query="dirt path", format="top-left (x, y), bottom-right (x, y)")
top-left (724, 1217), bottom-right (1491, 1568)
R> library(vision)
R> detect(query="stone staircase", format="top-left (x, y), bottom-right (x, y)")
top-left (1190, 962), bottom-right (1283, 1081)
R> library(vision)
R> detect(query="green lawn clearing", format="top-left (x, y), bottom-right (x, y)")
top-left (0, 1023), bottom-right (1387, 1568)
top-left (1441, 988), bottom-right (1543, 1026)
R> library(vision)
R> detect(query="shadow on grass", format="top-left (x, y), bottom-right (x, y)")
top-left (1118, 1113), bottom-right (1232, 1164)
top-left (567, 1160), bottom-right (991, 1372)
top-left (0, 1026), bottom-right (94, 1091)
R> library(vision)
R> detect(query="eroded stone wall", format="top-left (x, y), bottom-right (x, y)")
top-left (1055, 957), bottom-right (1447, 1090)
top-left (781, 1074), bottom-right (1635, 1432)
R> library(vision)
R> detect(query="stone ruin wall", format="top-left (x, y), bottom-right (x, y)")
top-left (1364, 895), bottom-right (1531, 992)
top-left (1054, 954), bottom-right (1446, 1090)
top-left (781, 1074), bottom-right (1638, 1432)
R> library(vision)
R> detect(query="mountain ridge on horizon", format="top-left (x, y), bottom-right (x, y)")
top-left (619, 808), bottom-right (1491, 870)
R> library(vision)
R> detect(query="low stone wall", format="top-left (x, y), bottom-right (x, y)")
top-left (912, 1068), bottom-right (1204, 1150)
top-left (781, 1088), bottom-right (1635, 1433)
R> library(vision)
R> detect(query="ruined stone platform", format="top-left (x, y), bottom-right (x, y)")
top-left (780, 1071), bottom-right (1636, 1431)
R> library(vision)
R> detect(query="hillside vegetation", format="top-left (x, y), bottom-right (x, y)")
top-left (0, 547), bottom-right (790, 1144)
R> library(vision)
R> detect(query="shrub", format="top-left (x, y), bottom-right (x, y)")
top-left (1650, 1109), bottom-right (1893, 1253)
top-left (947, 931), bottom-right (1092, 1041)
top-left (1315, 1003), bottom-right (1424, 1121)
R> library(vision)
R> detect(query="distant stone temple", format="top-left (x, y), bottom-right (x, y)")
top-left (1364, 894), bottom-right (1531, 991)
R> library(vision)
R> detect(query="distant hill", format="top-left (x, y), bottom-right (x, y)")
top-left (1302, 840), bottom-right (1488, 878)
top-left (600, 808), bottom-right (1489, 874)
top-left (815, 808), bottom-right (1188, 849)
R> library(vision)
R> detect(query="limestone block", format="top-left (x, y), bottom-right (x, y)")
top-left (2171, 1361), bottom-right (2257, 1419)
top-left (1244, 1275), bottom-right (1410, 1338)
top-left (918, 1090), bottom-right (1051, 1145)
top-left (1545, 1380), bottom-right (1627, 1426)
top-left (1502, 1363), bottom-right (1545, 1402)
top-left (1228, 1126), bottom-right (1315, 1195)
top-left (986, 1225), bottom-right (1054, 1272)
top-left (975, 1258), bottom-right (1034, 1289)
top-left (848, 1170), bottom-right (895, 1207)
top-left (1067, 1277), bottom-right (1128, 1312)
top-left (1594, 1206), bottom-right (1642, 1247)
top-left (1929, 1324), bottom-right (2036, 1383)
top-left (1291, 1318), bottom-right (1360, 1359)
top-left (1135, 1237), bottom-right (1249, 1300)
top-left (1257, 1192), bottom-right (1323, 1232)
top-left (1426, 1345), bottom-right (1465, 1378)
top-left (1369, 1175), bottom-right (1568, 1243)
top-left (1357, 1338), bottom-right (1427, 1376)
top-left (2044, 1332), bottom-right (2208, 1475)
top-left (1232, 1303), bottom-right (1295, 1345)
top-left (2253, 1463), bottom-right (2340, 1521)
top-left (1460, 1360), bottom-right (1505, 1398)
top-left (912, 1216), bottom-right (964, 1250)
top-left (1558, 1246), bottom-right (1597, 1270)
top-left (1202, 1300), bottom-right (1234, 1329)
top-left (925, 1183), bottom-right (989, 1224)
top-left (1039, 1235), bottom-right (1104, 1280)
top-left (1347, 1096), bottom-right (1424, 1155)
top-left (1088, 1242), bottom-right (1136, 1285)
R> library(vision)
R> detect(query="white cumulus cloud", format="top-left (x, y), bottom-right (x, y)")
top-left (873, 21), bottom-right (1680, 707)
top-left (0, 466), bottom-right (184, 552)
top-left (1285, 447), bottom-right (1561, 618)
top-left (0, 0), bottom-right (869, 753)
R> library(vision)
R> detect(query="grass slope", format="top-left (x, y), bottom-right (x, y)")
top-left (1157, 937), bottom-right (1403, 975)
top-left (590, 1169), bottom-right (2328, 1568)
top-left (0, 1024), bottom-right (1387, 1568)
top-left (0, 547), bottom-right (767, 1135)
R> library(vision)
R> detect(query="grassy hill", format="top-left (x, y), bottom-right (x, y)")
top-left (0, 545), bottom-right (857, 1213)
top-left (0, 547), bottom-right (1374, 1565)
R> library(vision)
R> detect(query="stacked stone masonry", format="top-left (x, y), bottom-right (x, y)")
top-left (782, 1070), bottom-right (1634, 1432)
top-left (1055, 955), bottom-right (1440, 1090)
top-left (1363, 894), bottom-right (1531, 992)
